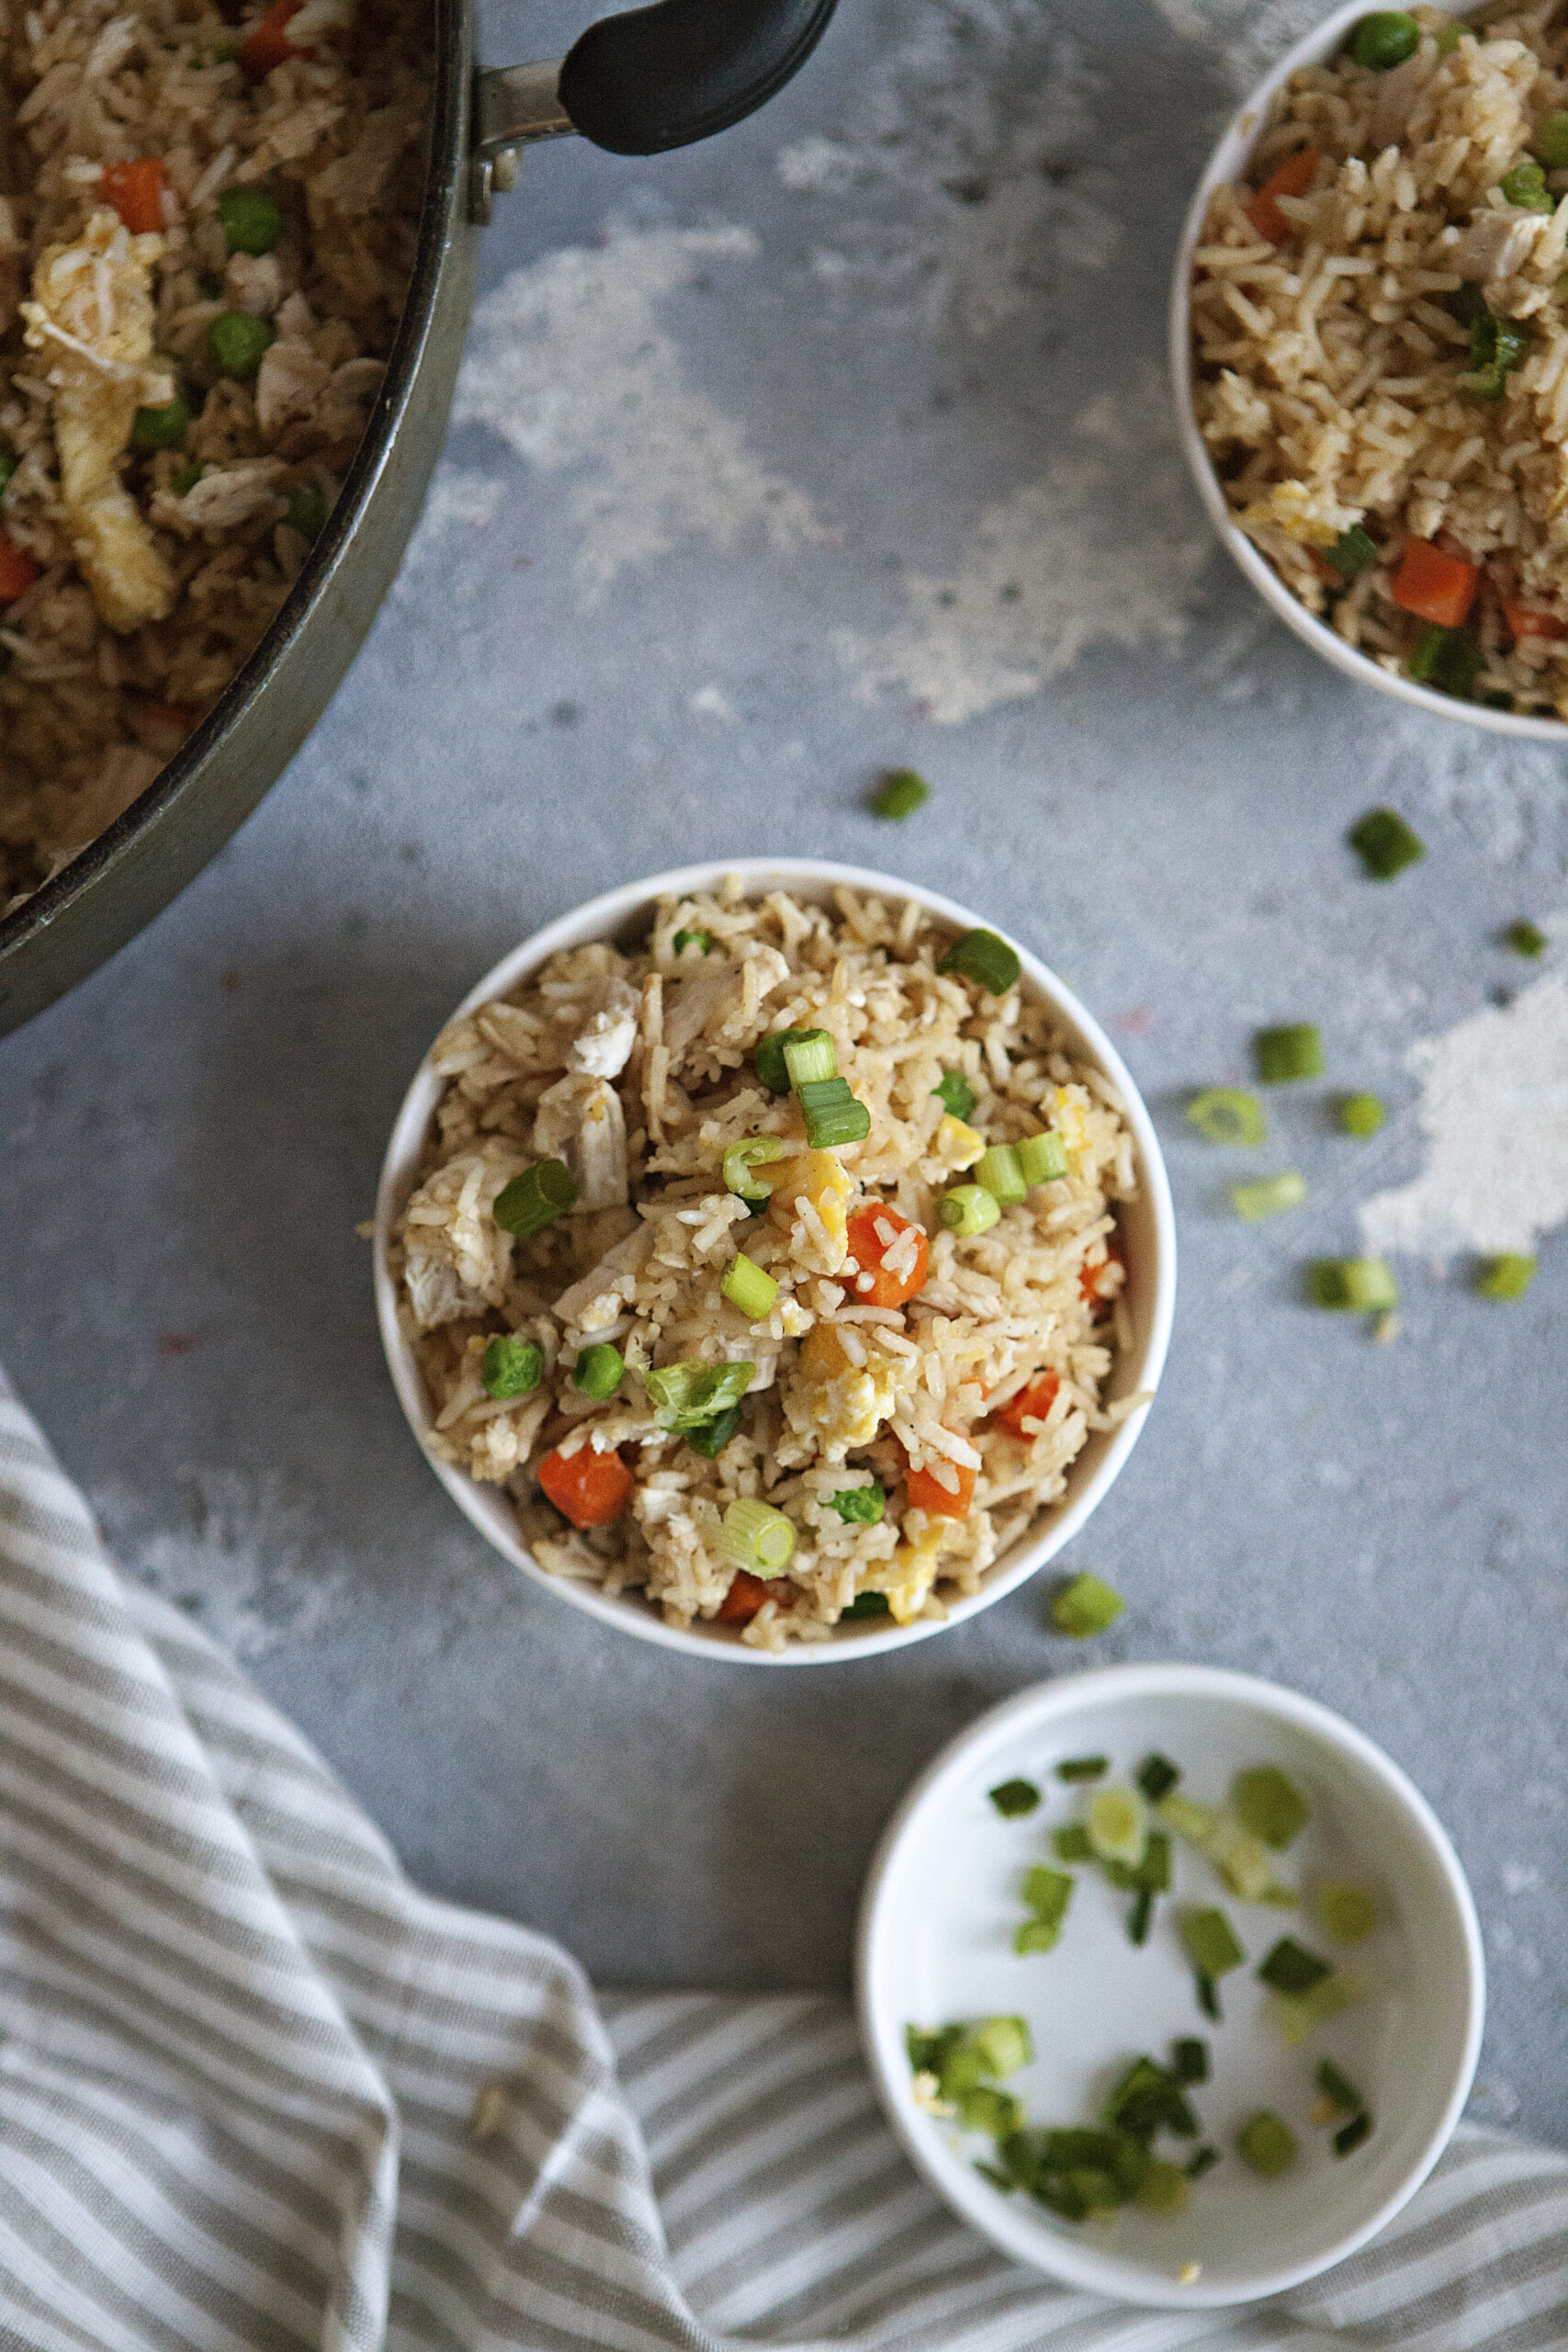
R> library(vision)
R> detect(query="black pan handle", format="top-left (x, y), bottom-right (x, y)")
top-left (559, 0), bottom-right (838, 156)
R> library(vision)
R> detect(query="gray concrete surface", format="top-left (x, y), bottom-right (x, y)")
top-left (2, 0), bottom-right (1564, 2143)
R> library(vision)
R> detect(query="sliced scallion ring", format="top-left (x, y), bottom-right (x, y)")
top-left (492, 1157), bottom-right (578, 1238)
top-left (645, 1359), bottom-right (753, 1430)
top-left (721, 1252), bottom-right (779, 1319)
top-left (797, 1076), bottom-right (871, 1148)
top-left (937, 927), bottom-right (1021, 997)
top-left (1230, 1170), bottom-right (1306, 1222)
top-left (1017, 1130), bottom-right (1069, 1184)
top-left (718, 1497), bottom-right (796, 1576)
top-left (931, 1069), bottom-right (976, 1121)
top-left (1187, 1087), bottom-right (1267, 1147)
top-left (754, 1027), bottom-right (825, 1095)
top-left (975, 1144), bottom-right (1026, 1205)
top-left (783, 1030), bottom-right (838, 1088)
top-left (937, 1183), bottom-right (1000, 1237)
top-left (723, 1136), bottom-right (784, 1202)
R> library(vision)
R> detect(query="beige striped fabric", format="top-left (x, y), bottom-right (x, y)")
top-left (2, 1366), bottom-right (1565, 2352)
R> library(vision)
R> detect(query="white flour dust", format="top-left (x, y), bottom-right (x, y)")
top-left (1363, 707), bottom-right (1568, 865)
top-left (453, 223), bottom-right (825, 607)
top-left (1145, 0), bottom-right (1339, 95)
top-left (849, 374), bottom-right (1212, 722)
top-left (1359, 958), bottom-right (1568, 1260)
top-left (93, 1468), bottom-right (350, 1660)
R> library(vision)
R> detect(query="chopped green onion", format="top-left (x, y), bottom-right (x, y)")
top-left (722, 1252), bottom-right (779, 1320)
top-left (826, 1484), bottom-right (885, 1524)
top-left (1050, 1571), bottom-right (1124, 1638)
top-left (1087, 1785), bottom-right (1147, 1869)
top-left (754, 1027), bottom-right (826, 1094)
top-left (1348, 806), bottom-right (1426, 879)
top-left (938, 1184), bottom-right (1000, 1237)
top-left (1236, 2111), bottom-right (1297, 2177)
top-left (1324, 523), bottom-right (1378, 582)
top-left (571, 1342), bottom-right (624, 1400)
top-left (1233, 1767), bottom-right (1311, 1849)
top-left (724, 1136), bottom-right (784, 1202)
top-left (1348, 10), bottom-right (1419, 69)
top-left (938, 928), bottom-right (1021, 997)
top-left (971, 2016), bottom-right (1033, 2078)
top-left (0, 437), bottom-right (17, 492)
top-left (1187, 1087), bottom-right (1267, 1147)
top-left (840, 1589), bottom-right (890, 1618)
top-left (1505, 919), bottom-right (1548, 957)
top-left (1307, 1257), bottom-right (1399, 1312)
top-left (480, 1336), bottom-right (544, 1399)
top-left (1501, 158), bottom-right (1553, 211)
top-left (1016, 1130), bottom-right (1069, 1185)
top-left (869, 767), bottom-right (930, 819)
top-left (1053, 1822), bottom-right (1094, 1863)
top-left (197, 269), bottom-right (225, 300)
top-left (1316, 2058), bottom-right (1365, 2117)
top-left (218, 185), bottom-right (283, 254)
top-left (1339, 1091), bottom-right (1385, 1137)
top-left (1055, 1755), bottom-right (1109, 1783)
top-left (209, 310), bottom-right (276, 379)
top-left (797, 1076), bottom-right (872, 1148)
top-left (1134, 2159), bottom-right (1190, 2213)
top-left (718, 1497), bottom-right (796, 1576)
top-left (130, 389), bottom-right (194, 451)
top-left (686, 1404), bottom-right (742, 1458)
top-left (975, 1144), bottom-right (1026, 1205)
top-left (1409, 623), bottom-right (1484, 693)
top-left (1318, 1883), bottom-right (1377, 1943)
top-left (988, 1778), bottom-right (1041, 1817)
top-left (1136, 1753), bottom-right (1180, 1803)
top-left (645, 1359), bottom-right (753, 1430)
top-left (1127, 1889), bottom-right (1154, 1946)
top-left (1015, 1864), bottom-right (1074, 1952)
top-left (1538, 110), bottom-right (1568, 168)
top-left (1273, 1972), bottom-right (1363, 2045)
top-left (1258, 1938), bottom-right (1333, 1996)
top-left (1103, 2054), bottom-right (1198, 2143)
top-left (493, 1158), bottom-right (578, 1238)
top-left (932, 1069), bottom-right (977, 1121)
top-left (169, 462), bottom-right (203, 496)
top-left (1334, 2110), bottom-right (1373, 2156)
top-left (1196, 1973), bottom-right (1220, 2021)
top-left (783, 1030), bottom-right (838, 1087)
top-left (1476, 1252), bottom-right (1536, 1299)
top-left (1231, 1170), bottom-right (1307, 1222)
top-left (1257, 1023), bottom-right (1324, 1084)
top-left (1180, 1907), bottom-right (1245, 1983)
top-left (955, 2085), bottom-right (1023, 2137)
top-left (671, 925), bottom-right (716, 956)
top-left (1172, 2038), bottom-right (1209, 2085)
top-left (284, 486), bottom-right (327, 542)
top-left (1185, 2144), bottom-right (1220, 2179)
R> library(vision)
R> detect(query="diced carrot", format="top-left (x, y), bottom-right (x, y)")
top-left (1391, 539), bottom-right (1480, 628)
top-left (99, 157), bottom-right (169, 235)
top-left (241, 0), bottom-right (311, 80)
top-left (845, 1203), bottom-right (930, 1310)
top-left (1504, 595), bottom-right (1568, 642)
top-left (903, 1452), bottom-right (976, 1520)
top-left (1242, 146), bottom-right (1320, 246)
top-left (536, 1442), bottom-right (634, 1529)
top-left (1080, 1233), bottom-right (1126, 1319)
top-left (716, 1569), bottom-right (784, 1623)
top-left (0, 528), bottom-right (39, 604)
top-left (137, 699), bottom-right (200, 736)
top-left (990, 1372), bottom-right (1060, 1441)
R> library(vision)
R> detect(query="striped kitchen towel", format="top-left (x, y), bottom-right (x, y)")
top-left (2, 1367), bottom-right (1565, 2352)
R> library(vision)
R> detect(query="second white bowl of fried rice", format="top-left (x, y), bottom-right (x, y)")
top-left (1173, 1), bottom-right (1568, 736)
top-left (373, 862), bottom-right (1175, 1662)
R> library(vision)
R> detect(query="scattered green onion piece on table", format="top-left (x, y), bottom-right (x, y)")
top-left (938, 928), bottom-right (1021, 997)
top-left (869, 767), bottom-right (930, 819)
top-left (1316, 2058), bottom-right (1365, 2117)
top-left (571, 1342), bottom-right (624, 1401)
top-left (1055, 1755), bottom-right (1109, 1783)
top-left (285, 485), bottom-right (327, 542)
top-left (1476, 1252), bottom-right (1536, 1300)
top-left (1016, 1130), bottom-right (1069, 1184)
top-left (724, 1136), bottom-right (784, 1202)
top-left (1339, 1091), bottom-right (1385, 1137)
top-left (1187, 1087), bottom-right (1267, 1147)
top-left (1324, 523), bottom-right (1378, 582)
top-left (1231, 1170), bottom-right (1307, 1223)
top-left (1136, 1753), bottom-right (1180, 1803)
top-left (939, 1183), bottom-right (1000, 1237)
top-left (1505, 919), bottom-right (1548, 957)
top-left (686, 1404), bottom-right (742, 1459)
top-left (480, 1336), bottom-right (544, 1399)
top-left (217, 185), bottom-right (283, 254)
top-left (1349, 10), bottom-right (1419, 69)
top-left (1233, 1766), bottom-right (1311, 1849)
top-left (932, 1069), bottom-right (976, 1121)
top-left (988, 1778), bottom-right (1041, 1818)
top-left (783, 1030), bottom-right (838, 1088)
top-left (1348, 806), bottom-right (1426, 879)
top-left (1307, 1257), bottom-right (1399, 1312)
top-left (209, 310), bottom-right (275, 378)
top-left (492, 1157), bottom-right (578, 1237)
top-left (1257, 1023), bottom-right (1325, 1084)
top-left (1318, 1883), bottom-right (1377, 1943)
top-left (1258, 1938), bottom-right (1334, 1996)
top-left (130, 390), bottom-right (193, 451)
top-left (754, 1026), bottom-right (826, 1094)
top-left (722, 1252), bottom-right (779, 1320)
top-left (797, 1077), bottom-right (872, 1148)
top-left (827, 1484), bottom-right (885, 1524)
top-left (1087, 1785), bottom-right (1147, 1869)
top-left (1181, 1908), bottom-right (1246, 1984)
top-left (718, 1497), bottom-right (795, 1576)
top-left (1236, 2111), bottom-right (1297, 2177)
top-left (645, 1359), bottom-right (753, 1430)
top-left (1049, 1571), bottom-right (1124, 1638)
top-left (1538, 109), bottom-right (1568, 168)
top-left (672, 925), bottom-right (716, 956)
top-left (840, 1589), bottom-right (890, 1619)
top-left (1501, 158), bottom-right (1553, 211)
top-left (1334, 2110), bottom-right (1374, 2156)
top-left (975, 1144), bottom-right (1027, 1205)
top-left (1186, 2144), bottom-right (1221, 2179)
top-left (1172, 2038), bottom-right (1209, 2086)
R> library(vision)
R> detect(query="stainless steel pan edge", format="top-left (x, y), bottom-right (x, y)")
top-left (0, 0), bottom-right (476, 1036)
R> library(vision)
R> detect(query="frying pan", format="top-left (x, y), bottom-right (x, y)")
top-left (0, 0), bottom-right (838, 1036)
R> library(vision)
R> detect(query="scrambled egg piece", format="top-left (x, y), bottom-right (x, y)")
top-left (22, 209), bottom-right (176, 631)
top-left (1235, 479), bottom-right (1352, 552)
top-left (769, 1148), bottom-right (852, 1274)
top-left (1052, 1085), bottom-right (1090, 1156)
top-left (877, 1529), bottom-right (945, 1624)
top-left (792, 1324), bottom-right (896, 1454)
top-left (933, 1114), bottom-right (984, 1171)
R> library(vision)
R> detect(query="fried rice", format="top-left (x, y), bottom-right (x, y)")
top-left (1190, 3), bottom-right (1568, 718)
top-left (0, 0), bottom-right (427, 908)
top-left (390, 881), bottom-right (1143, 1652)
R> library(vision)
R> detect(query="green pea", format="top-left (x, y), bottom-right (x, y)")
top-left (1539, 112), bottom-right (1568, 171)
top-left (217, 186), bottom-right (284, 256)
top-left (209, 311), bottom-right (276, 379)
top-left (1349, 11), bottom-right (1420, 69)
top-left (130, 388), bottom-right (194, 451)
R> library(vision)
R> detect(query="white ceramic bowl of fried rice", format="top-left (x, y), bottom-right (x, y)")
top-left (1172, 1), bottom-right (1568, 737)
top-left (373, 861), bottom-right (1175, 1663)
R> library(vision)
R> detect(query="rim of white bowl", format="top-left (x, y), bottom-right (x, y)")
top-left (1169, 0), bottom-right (1568, 741)
top-left (856, 1661), bottom-right (1486, 2305)
top-left (373, 858), bottom-right (1177, 1665)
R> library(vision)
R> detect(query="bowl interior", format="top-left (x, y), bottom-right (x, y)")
top-left (373, 860), bottom-right (1175, 1662)
top-left (858, 1667), bottom-right (1483, 2304)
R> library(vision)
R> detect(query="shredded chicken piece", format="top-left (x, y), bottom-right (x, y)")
top-left (567, 979), bottom-right (639, 1079)
top-left (535, 1073), bottom-right (629, 1209)
top-left (21, 209), bottom-right (175, 631)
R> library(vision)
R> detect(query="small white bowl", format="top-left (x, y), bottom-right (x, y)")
top-left (857, 1663), bottom-right (1484, 2305)
top-left (1169, 0), bottom-right (1568, 741)
top-left (373, 859), bottom-right (1176, 1664)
